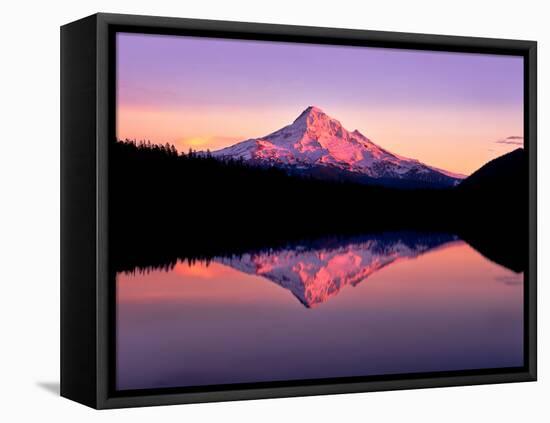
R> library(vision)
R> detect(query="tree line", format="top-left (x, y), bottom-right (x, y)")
top-left (109, 140), bottom-right (527, 273)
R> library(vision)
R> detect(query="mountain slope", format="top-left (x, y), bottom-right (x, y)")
top-left (211, 106), bottom-right (463, 187)
top-left (456, 148), bottom-right (527, 273)
top-left (458, 148), bottom-right (526, 192)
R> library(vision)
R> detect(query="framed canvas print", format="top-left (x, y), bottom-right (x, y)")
top-left (61, 13), bottom-right (537, 409)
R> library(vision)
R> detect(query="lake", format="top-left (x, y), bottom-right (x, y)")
top-left (115, 232), bottom-right (523, 391)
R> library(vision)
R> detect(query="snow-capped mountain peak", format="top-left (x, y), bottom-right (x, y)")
top-left (291, 105), bottom-right (343, 133)
top-left (210, 106), bottom-right (464, 187)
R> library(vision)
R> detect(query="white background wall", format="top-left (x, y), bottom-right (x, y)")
top-left (0, 0), bottom-right (547, 421)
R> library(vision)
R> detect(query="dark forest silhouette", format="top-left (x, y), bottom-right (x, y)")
top-left (110, 140), bottom-right (528, 274)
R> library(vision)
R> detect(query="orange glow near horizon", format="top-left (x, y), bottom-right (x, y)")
top-left (117, 33), bottom-right (524, 176)
top-left (117, 103), bottom-right (523, 175)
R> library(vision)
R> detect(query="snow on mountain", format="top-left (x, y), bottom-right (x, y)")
top-left (210, 106), bottom-right (464, 186)
top-left (216, 233), bottom-right (459, 308)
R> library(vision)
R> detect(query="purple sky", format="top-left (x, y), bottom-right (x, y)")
top-left (117, 33), bottom-right (524, 174)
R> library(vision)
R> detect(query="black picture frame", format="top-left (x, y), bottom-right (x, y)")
top-left (61, 12), bottom-right (537, 409)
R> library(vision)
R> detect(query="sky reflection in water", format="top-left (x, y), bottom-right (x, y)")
top-left (116, 233), bottom-right (523, 391)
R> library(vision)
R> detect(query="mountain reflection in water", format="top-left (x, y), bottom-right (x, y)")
top-left (215, 233), bottom-right (459, 307)
top-left (116, 231), bottom-right (524, 391)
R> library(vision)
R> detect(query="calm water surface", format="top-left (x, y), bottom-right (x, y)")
top-left (116, 233), bottom-right (523, 390)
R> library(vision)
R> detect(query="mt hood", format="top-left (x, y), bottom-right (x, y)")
top-left (210, 106), bottom-right (464, 187)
